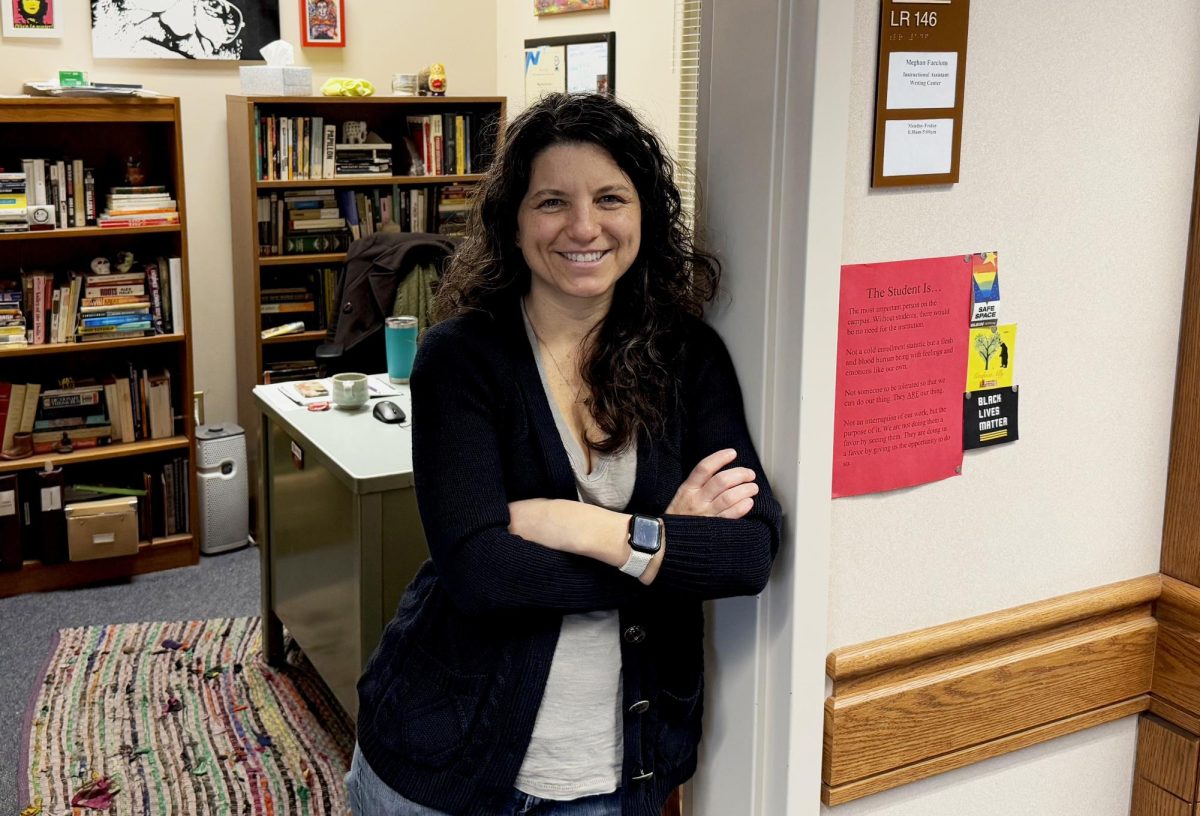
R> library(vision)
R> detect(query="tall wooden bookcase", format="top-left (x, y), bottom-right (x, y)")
top-left (225, 94), bottom-right (506, 470)
top-left (0, 96), bottom-right (197, 597)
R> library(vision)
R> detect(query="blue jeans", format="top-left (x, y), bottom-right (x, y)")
top-left (345, 744), bottom-right (623, 816)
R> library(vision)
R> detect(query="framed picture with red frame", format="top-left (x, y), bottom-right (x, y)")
top-left (300, 0), bottom-right (343, 47)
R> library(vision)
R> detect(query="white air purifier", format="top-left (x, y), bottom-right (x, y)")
top-left (196, 423), bottom-right (250, 555)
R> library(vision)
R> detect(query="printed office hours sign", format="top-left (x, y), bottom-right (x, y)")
top-left (964, 387), bottom-right (1018, 449)
top-left (873, 0), bottom-right (971, 187)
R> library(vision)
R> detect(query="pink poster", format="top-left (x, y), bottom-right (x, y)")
top-left (13, 0), bottom-right (52, 28)
top-left (833, 254), bottom-right (972, 498)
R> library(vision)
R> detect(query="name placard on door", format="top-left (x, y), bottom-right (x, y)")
top-left (872, 0), bottom-right (971, 188)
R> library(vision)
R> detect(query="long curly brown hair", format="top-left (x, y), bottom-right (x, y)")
top-left (435, 93), bottom-right (720, 453)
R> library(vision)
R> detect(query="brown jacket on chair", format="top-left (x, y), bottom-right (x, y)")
top-left (322, 231), bottom-right (456, 373)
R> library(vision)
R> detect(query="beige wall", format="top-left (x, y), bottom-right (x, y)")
top-left (823, 1), bottom-right (1200, 813)
top-left (495, 0), bottom-right (682, 154)
top-left (0, 0), bottom-right (682, 434)
top-left (0, 0), bottom-right (498, 425)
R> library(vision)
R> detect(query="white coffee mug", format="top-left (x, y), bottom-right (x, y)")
top-left (331, 372), bottom-right (369, 409)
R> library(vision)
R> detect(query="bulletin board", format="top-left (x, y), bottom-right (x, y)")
top-left (524, 32), bottom-right (616, 104)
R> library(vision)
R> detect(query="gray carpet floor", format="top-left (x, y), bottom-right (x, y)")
top-left (0, 544), bottom-right (261, 814)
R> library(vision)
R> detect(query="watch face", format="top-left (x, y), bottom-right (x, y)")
top-left (630, 515), bottom-right (662, 554)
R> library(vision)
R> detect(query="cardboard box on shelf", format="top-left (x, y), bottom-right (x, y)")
top-left (66, 497), bottom-right (139, 561)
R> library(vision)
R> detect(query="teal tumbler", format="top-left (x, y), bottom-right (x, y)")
top-left (385, 315), bottom-right (419, 383)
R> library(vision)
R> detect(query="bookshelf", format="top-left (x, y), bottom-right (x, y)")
top-left (225, 94), bottom-right (506, 469)
top-left (0, 97), bottom-right (197, 598)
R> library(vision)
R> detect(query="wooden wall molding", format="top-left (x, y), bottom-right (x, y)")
top-left (827, 575), bottom-right (1163, 680)
top-left (824, 575), bottom-right (1163, 806)
top-left (1153, 577), bottom-right (1200, 725)
top-left (1160, 115), bottom-right (1200, 588)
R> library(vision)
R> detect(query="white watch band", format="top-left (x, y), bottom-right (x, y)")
top-left (619, 547), bottom-right (654, 578)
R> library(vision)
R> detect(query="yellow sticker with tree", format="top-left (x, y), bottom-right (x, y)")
top-left (966, 323), bottom-right (1016, 391)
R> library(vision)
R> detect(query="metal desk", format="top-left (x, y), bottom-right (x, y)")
top-left (253, 380), bottom-right (427, 718)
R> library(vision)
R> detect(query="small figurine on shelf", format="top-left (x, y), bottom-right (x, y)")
top-left (124, 156), bottom-right (146, 187)
top-left (115, 251), bottom-right (135, 274)
top-left (418, 63), bottom-right (446, 96)
top-left (90, 256), bottom-right (111, 275)
top-left (55, 433), bottom-right (73, 455)
top-left (342, 120), bottom-right (367, 144)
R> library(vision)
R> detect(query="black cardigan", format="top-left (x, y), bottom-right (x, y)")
top-left (356, 298), bottom-right (783, 816)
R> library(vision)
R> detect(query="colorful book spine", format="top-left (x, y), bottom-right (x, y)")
top-left (144, 263), bottom-right (165, 334)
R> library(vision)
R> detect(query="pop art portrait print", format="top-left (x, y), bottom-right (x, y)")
top-left (3, 0), bottom-right (62, 38)
top-left (91, 0), bottom-right (280, 59)
top-left (300, 0), bottom-right (342, 47)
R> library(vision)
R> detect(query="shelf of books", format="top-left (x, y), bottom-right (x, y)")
top-left (0, 97), bottom-right (197, 598)
top-left (226, 93), bottom-right (505, 466)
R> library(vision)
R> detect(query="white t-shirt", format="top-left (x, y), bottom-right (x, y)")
top-left (513, 304), bottom-right (635, 800)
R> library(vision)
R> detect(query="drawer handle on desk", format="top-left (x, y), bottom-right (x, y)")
top-left (291, 440), bottom-right (304, 470)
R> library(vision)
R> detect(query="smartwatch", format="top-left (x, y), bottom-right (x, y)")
top-left (619, 514), bottom-right (663, 578)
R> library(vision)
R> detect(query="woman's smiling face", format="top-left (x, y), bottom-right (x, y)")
top-left (517, 142), bottom-right (642, 310)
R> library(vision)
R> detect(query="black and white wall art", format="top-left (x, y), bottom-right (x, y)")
top-left (92, 0), bottom-right (280, 60)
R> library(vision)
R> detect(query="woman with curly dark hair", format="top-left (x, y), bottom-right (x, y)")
top-left (346, 92), bottom-right (782, 816)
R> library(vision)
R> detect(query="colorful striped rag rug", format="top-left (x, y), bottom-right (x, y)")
top-left (20, 617), bottom-right (354, 815)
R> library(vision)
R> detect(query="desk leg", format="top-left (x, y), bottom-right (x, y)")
top-left (258, 411), bottom-right (285, 667)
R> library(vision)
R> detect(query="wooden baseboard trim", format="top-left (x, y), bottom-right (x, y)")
top-left (828, 574), bottom-right (1162, 681)
top-left (824, 575), bottom-right (1162, 805)
top-left (823, 696), bottom-right (1150, 806)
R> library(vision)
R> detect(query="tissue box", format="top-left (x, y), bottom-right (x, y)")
top-left (66, 497), bottom-right (139, 561)
top-left (239, 65), bottom-right (313, 96)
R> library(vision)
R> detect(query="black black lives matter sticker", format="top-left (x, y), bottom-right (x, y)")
top-left (964, 386), bottom-right (1018, 449)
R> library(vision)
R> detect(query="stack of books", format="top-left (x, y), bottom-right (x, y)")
top-left (403, 112), bottom-right (498, 177)
top-left (79, 272), bottom-right (153, 342)
top-left (102, 366), bottom-right (173, 443)
top-left (0, 172), bottom-right (28, 233)
top-left (157, 454), bottom-right (190, 535)
top-left (32, 382), bottom-right (112, 453)
top-left (259, 189), bottom-right (351, 255)
top-left (260, 285), bottom-right (318, 331)
top-left (262, 358), bottom-right (321, 384)
top-left (0, 284), bottom-right (27, 349)
top-left (47, 274), bottom-right (83, 345)
top-left (254, 114), bottom-right (335, 181)
top-left (15, 159), bottom-right (98, 227)
top-left (98, 185), bottom-right (179, 228)
top-left (437, 185), bottom-right (474, 237)
top-left (334, 142), bottom-right (392, 177)
top-left (24, 271), bottom-right (62, 345)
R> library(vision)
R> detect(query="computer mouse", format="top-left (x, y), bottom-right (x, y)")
top-left (372, 400), bottom-right (405, 424)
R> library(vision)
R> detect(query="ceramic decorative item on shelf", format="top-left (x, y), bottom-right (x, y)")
top-left (124, 157), bottom-right (145, 186)
top-left (1, 432), bottom-right (33, 460)
top-left (419, 63), bottom-right (446, 96)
